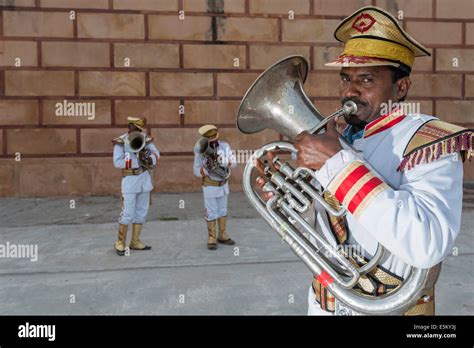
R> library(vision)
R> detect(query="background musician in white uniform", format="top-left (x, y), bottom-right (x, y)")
top-left (112, 117), bottom-right (160, 256)
top-left (194, 125), bottom-right (237, 250)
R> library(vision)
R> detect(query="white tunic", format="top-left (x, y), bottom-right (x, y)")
top-left (305, 112), bottom-right (467, 315)
top-left (313, 113), bottom-right (463, 279)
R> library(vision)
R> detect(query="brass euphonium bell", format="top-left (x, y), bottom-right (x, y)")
top-left (124, 131), bottom-right (154, 170)
top-left (236, 55), bottom-right (440, 315)
top-left (124, 131), bottom-right (146, 153)
top-left (237, 55), bottom-right (356, 140)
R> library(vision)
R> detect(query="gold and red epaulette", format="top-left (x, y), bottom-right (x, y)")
top-left (397, 120), bottom-right (473, 171)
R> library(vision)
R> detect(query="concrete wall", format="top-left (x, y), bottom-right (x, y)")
top-left (0, 0), bottom-right (473, 197)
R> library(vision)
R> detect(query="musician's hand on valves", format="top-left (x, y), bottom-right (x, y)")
top-left (254, 150), bottom-right (281, 201)
top-left (294, 119), bottom-right (342, 170)
top-left (139, 151), bottom-right (152, 166)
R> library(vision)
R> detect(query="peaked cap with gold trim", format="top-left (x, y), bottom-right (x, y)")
top-left (199, 124), bottom-right (219, 140)
top-left (127, 116), bottom-right (147, 131)
top-left (326, 6), bottom-right (430, 72)
top-left (112, 116), bottom-right (153, 145)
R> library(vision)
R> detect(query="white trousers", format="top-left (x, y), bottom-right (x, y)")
top-left (204, 194), bottom-right (228, 221)
top-left (119, 192), bottom-right (150, 225)
top-left (307, 285), bottom-right (332, 316)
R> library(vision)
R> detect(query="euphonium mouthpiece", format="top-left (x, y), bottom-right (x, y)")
top-left (342, 100), bottom-right (357, 116)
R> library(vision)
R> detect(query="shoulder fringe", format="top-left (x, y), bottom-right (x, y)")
top-left (397, 130), bottom-right (473, 171)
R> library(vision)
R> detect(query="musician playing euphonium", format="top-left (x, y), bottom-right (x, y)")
top-left (256, 7), bottom-right (472, 315)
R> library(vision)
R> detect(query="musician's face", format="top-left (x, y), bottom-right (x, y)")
top-left (128, 124), bottom-right (141, 133)
top-left (339, 66), bottom-right (411, 129)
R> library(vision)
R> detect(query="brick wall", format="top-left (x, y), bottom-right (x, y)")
top-left (0, 0), bottom-right (472, 197)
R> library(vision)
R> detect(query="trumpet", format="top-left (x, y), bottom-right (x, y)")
top-left (236, 55), bottom-right (440, 315)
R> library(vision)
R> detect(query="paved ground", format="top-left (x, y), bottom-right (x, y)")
top-left (0, 188), bottom-right (472, 315)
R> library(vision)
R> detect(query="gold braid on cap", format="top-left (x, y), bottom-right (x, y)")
top-left (128, 117), bottom-right (146, 128)
top-left (331, 6), bottom-right (430, 70)
top-left (343, 38), bottom-right (415, 68)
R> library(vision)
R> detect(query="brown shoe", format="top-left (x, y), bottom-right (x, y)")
top-left (217, 238), bottom-right (235, 245)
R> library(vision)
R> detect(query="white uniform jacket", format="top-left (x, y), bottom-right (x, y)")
top-left (113, 133), bottom-right (160, 194)
top-left (193, 140), bottom-right (237, 199)
top-left (312, 110), bottom-right (472, 280)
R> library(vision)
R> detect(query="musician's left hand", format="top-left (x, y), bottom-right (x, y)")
top-left (139, 152), bottom-right (153, 166)
top-left (294, 119), bottom-right (342, 170)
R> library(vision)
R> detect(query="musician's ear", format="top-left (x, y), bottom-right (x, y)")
top-left (395, 76), bottom-right (411, 102)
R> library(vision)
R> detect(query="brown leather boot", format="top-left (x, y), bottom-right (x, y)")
top-left (207, 219), bottom-right (218, 250)
top-left (114, 224), bottom-right (128, 256)
top-left (217, 216), bottom-right (235, 245)
top-left (129, 223), bottom-right (151, 250)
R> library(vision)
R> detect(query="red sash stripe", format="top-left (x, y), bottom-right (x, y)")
top-left (334, 165), bottom-right (369, 203)
top-left (328, 160), bottom-right (389, 218)
top-left (347, 177), bottom-right (384, 214)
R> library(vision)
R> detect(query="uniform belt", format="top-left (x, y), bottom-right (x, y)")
top-left (312, 275), bottom-right (435, 315)
top-left (122, 167), bottom-right (145, 177)
top-left (202, 176), bottom-right (226, 187)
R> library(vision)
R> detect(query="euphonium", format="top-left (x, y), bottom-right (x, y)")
top-left (195, 137), bottom-right (231, 180)
top-left (236, 55), bottom-right (441, 315)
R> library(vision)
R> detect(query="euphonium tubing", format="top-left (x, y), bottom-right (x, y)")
top-left (244, 142), bottom-right (437, 315)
